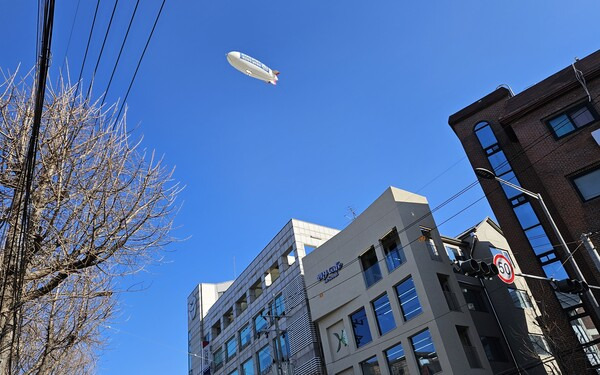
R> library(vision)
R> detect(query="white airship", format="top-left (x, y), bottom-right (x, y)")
top-left (226, 51), bottom-right (279, 85)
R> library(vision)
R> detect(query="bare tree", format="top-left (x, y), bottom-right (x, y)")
top-left (0, 69), bottom-right (181, 374)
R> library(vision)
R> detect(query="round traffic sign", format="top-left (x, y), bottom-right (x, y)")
top-left (493, 254), bottom-right (515, 284)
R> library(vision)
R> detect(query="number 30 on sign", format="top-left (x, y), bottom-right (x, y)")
top-left (493, 254), bottom-right (515, 284)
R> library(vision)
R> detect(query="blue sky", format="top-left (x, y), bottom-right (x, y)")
top-left (1, 1), bottom-right (600, 373)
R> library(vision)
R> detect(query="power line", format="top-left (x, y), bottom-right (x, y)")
top-left (85, 0), bottom-right (120, 101)
top-left (98, 0), bottom-right (141, 112)
top-left (61, 0), bottom-right (82, 71)
top-left (75, 0), bottom-right (101, 99)
top-left (113, 0), bottom-right (167, 124)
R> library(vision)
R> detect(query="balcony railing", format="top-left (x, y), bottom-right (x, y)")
top-left (363, 263), bottom-right (382, 288)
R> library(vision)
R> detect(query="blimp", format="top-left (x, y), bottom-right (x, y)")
top-left (226, 51), bottom-right (279, 85)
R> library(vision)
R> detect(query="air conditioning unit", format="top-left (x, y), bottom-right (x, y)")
top-left (467, 303), bottom-right (476, 311)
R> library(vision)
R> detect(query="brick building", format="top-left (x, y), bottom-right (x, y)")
top-left (449, 49), bottom-right (600, 373)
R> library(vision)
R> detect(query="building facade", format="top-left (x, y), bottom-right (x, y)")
top-left (445, 218), bottom-right (559, 374)
top-left (303, 187), bottom-right (558, 375)
top-left (449, 49), bottom-right (600, 372)
top-left (187, 219), bottom-right (339, 375)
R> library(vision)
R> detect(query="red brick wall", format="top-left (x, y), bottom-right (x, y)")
top-left (449, 89), bottom-right (593, 372)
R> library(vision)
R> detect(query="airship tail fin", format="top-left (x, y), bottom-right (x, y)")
top-left (273, 70), bottom-right (280, 76)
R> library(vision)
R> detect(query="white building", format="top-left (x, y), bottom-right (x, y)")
top-left (187, 219), bottom-right (339, 375)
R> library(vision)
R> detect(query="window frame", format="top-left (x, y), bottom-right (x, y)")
top-left (359, 246), bottom-right (383, 288)
top-left (371, 292), bottom-right (396, 336)
top-left (395, 276), bottom-right (423, 321)
top-left (226, 335), bottom-right (237, 361)
top-left (349, 306), bottom-right (373, 348)
top-left (239, 323), bottom-right (251, 350)
top-left (544, 102), bottom-right (599, 140)
top-left (570, 164), bottom-right (600, 202)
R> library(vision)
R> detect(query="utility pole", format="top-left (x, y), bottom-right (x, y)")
top-left (262, 305), bottom-right (289, 375)
top-left (581, 233), bottom-right (600, 274)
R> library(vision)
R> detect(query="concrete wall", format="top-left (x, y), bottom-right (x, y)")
top-left (304, 187), bottom-right (492, 375)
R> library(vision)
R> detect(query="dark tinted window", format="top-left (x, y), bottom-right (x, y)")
top-left (350, 307), bottom-right (372, 348)
top-left (573, 167), bottom-right (600, 201)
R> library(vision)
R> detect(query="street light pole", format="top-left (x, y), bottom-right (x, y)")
top-left (474, 168), bottom-right (600, 314)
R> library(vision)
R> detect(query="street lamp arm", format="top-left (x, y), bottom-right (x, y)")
top-left (493, 176), bottom-right (539, 199)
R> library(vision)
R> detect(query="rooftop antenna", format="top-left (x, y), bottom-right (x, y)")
top-left (345, 206), bottom-right (358, 222)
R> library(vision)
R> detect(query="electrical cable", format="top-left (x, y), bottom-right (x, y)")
top-left (85, 0), bottom-right (120, 100)
top-left (97, 0), bottom-right (140, 112)
top-left (113, 0), bottom-right (166, 125)
top-left (61, 0), bottom-right (82, 71)
top-left (75, 0), bottom-right (101, 100)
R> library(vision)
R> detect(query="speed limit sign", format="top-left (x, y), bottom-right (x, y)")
top-left (493, 254), bottom-right (515, 284)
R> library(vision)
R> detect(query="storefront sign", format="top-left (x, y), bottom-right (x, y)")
top-left (317, 261), bottom-right (343, 283)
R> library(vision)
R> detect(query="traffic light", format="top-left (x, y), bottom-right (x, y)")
top-left (457, 259), bottom-right (479, 276)
top-left (550, 278), bottom-right (589, 294)
top-left (456, 259), bottom-right (499, 279)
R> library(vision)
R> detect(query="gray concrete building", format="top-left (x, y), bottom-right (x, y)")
top-left (187, 219), bottom-right (339, 375)
top-left (303, 187), bottom-right (560, 375)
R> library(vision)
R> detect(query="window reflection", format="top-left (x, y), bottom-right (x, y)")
top-left (350, 307), bottom-right (373, 348)
top-left (411, 329), bottom-right (442, 374)
top-left (373, 294), bottom-right (396, 335)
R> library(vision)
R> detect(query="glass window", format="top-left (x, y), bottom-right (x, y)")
top-left (271, 294), bottom-right (285, 317)
top-left (372, 293), bottom-right (396, 335)
top-left (258, 345), bottom-right (272, 374)
top-left (381, 229), bottom-right (406, 272)
top-left (529, 334), bottom-right (552, 356)
top-left (386, 342), bottom-right (408, 375)
top-left (360, 355), bottom-right (380, 375)
top-left (411, 329), bottom-right (442, 374)
top-left (487, 150), bottom-right (511, 176)
top-left (241, 358), bottom-right (255, 375)
top-left (383, 242), bottom-right (406, 272)
top-left (360, 247), bottom-right (382, 288)
top-left (512, 201), bottom-right (540, 229)
top-left (421, 228), bottom-right (440, 261)
top-left (274, 334), bottom-right (289, 361)
top-left (254, 311), bottom-right (268, 336)
top-left (445, 245), bottom-right (464, 262)
top-left (498, 171), bottom-right (522, 198)
top-left (396, 277), bottom-right (422, 321)
top-left (461, 285), bottom-right (488, 312)
top-left (573, 167), bottom-right (600, 201)
top-left (226, 336), bottom-right (237, 361)
top-left (438, 274), bottom-right (460, 311)
top-left (508, 289), bottom-right (533, 309)
top-left (240, 324), bottom-right (251, 349)
top-left (214, 347), bottom-right (224, 370)
top-left (229, 370), bottom-right (239, 375)
top-left (480, 336), bottom-right (508, 362)
top-left (542, 260), bottom-right (569, 280)
top-left (548, 113), bottom-right (575, 137)
top-left (457, 325), bottom-right (482, 368)
top-left (350, 307), bottom-right (373, 348)
top-left (548, 105), bottom-right (596, 138)
top-left (474, 122), bottom-right (497, 149)
top-left (524, 225), bottom-right (554, 255)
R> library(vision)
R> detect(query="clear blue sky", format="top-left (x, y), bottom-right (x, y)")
top-left (1, 1), bottom-right (599, 373)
